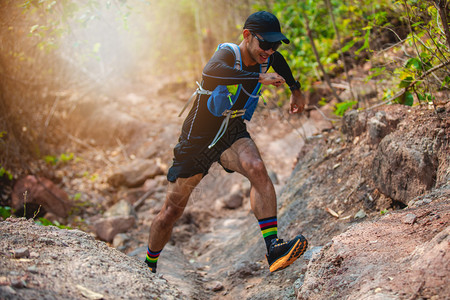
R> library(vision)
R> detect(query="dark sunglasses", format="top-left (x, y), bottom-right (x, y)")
top-left (251, 32), bottom-right (282, 51)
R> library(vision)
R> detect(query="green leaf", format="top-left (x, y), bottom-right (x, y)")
top-left (73, 193), bottom-right (82, 201)
top-left (441, 76), bottom-right (450, 89)
top-left (404, 91), bottom-right (414, 106)
top-left (37, 217), bottom-right (54, 226)
top-left (405, 58), bottom-right (421, 70)
top-left (0, 206), bottom-right (12, 219)
top-left (334, 101), bottom-right (358, 117)
top-left (59, 152), bottom-right (74, 163)
top-left (44, 155), bottom-right (57, 165)
top-left (355, 29), bottom-right (370, 55)
top-left (30, 24), bottom-right (39, 33)
top-left (341, 38), bottom-right (356, 52)
top-left (0, 167), bottom-right (13, 180)
top-left (399, 76), bottom-right (414, 88)
top-left (396, 91), bottom-right (414, 106)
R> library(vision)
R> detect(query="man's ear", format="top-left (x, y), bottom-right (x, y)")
top-left (243, 29), bottom-right (252, 40)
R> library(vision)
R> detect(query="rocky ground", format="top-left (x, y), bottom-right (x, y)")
top-left (0, 72), bottom-right (449, 299)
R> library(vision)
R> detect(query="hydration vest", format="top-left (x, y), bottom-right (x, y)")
top-left (179, 43), bottom-right (269, 148)
top-left (206, 43), bottom-right (269, 121)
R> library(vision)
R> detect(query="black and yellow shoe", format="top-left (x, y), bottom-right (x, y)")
top-left (266, 235), bottom-right (308, 272)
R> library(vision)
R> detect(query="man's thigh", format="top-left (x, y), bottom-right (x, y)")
top-left (165, 174), bottom-right (203, 210)
top-left (219, 137), bottom-right (263, 175)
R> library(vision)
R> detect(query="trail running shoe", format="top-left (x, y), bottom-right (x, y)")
top-left (266, 235), bottom-right (308, 272)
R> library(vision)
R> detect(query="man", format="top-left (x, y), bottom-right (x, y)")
top-left (146, 11), bottom-right (308, 274)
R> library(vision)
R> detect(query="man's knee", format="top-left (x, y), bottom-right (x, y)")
top-left (158, 204), bottom-right (185, 226)
top-left (243, 157), bottom-right (267, 178)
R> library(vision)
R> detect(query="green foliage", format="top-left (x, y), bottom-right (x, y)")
top-left (0, 206), bottom-right (12, 219)
top-left (334, 101), bottom-right (358, 116)
top-left (394, 91), bottom-right (414, 106)
top-left (253, 0), bottom-right (449, 109)
top-left (44, 152), bottom-right (76, 166)
top-left (0, 167), bottom-right (13, 181)
top-left (35, 217), bottom-right (72, 229)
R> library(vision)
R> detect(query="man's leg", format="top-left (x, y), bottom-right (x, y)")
top-left (220, 138), bottom-right (307, 272)
top-left (220, 138), bottom-right (276, 219)
top-left (146, 174), bottom-right (203, 272)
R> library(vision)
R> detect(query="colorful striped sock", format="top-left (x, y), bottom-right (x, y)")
top-left (258, 217), bottom-right (278, 252)
top-left (145, 247), bottom-right (161, 273)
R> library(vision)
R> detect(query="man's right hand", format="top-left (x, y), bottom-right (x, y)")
top-left (259, 73), bottom-right (286, 87)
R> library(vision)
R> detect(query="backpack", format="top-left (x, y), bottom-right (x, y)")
top-left (206, 43), bottom-right (269, 121)
top-left (179, 43), bottom-right (269, 148)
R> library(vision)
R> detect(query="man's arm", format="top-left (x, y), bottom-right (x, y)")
top-left (202, 48), bottom-right (260, 86)
top-left (271, 51), bottom-right (306, 114)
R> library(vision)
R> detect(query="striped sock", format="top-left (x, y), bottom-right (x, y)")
top-left (145, 247), bottom-right (161, 273)
top-left (258, 217), bottom-right (278, 252)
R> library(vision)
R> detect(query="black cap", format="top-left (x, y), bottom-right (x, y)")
top-left (244, 11), bottom-right (290, 44)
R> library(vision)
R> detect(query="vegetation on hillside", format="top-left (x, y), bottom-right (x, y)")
top-left (0, 0), bottom-right (449, 175)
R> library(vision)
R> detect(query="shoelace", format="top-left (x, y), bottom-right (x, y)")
top-left (272, 239), bottom-right (288, 248)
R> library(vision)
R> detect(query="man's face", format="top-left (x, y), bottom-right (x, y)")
top-left (247, 32), bottom-right (275, 65)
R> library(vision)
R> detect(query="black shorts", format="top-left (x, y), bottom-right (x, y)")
top-left (167, 118), bottom-right (251, 182)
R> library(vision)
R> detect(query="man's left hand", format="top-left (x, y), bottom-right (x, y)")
top-left (289, 89), bottom-right (306, 114)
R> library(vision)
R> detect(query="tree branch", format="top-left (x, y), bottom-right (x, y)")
top-left (302, 10), bottom-right (343, 102)
top-left (367, 60), bottom-right (450, 110)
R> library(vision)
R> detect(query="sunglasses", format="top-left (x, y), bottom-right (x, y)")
top-left (251, 32), bottom-right (282, 51)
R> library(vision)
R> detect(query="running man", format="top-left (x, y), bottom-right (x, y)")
top-left (146, 11), bottom-right (308, 273)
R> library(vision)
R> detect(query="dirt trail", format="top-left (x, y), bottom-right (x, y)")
top-left (1, 75), bottom-right (449, 299)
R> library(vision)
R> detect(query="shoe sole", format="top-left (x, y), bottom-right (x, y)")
top-left (268, 235), bottom-right (308, 273)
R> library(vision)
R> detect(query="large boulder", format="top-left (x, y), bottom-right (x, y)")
top-left (107, 159), bottom-right (164, 188)
top-left (0, 218), bottom-right (181, 299)
top-left (93, 216), bottom-right (136, 242)
top-left (11, 175), bottom-right (72, 218)
top-left (372, 132), bottom-right (439, 204)
top-left (297, 198), bottom-right (450, 300)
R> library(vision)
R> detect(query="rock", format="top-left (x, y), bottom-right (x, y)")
top-left (12, 247), bottom-right (29, 259)
top-left (368, 116), bottom-right (387, 144)
top-left (367, 111), bottom-right (401, 145)
top-left (268, 170), bottom-right (279, 185)
top-left (293, 275), bottom-right (305, 294)
top-left (223, 192), bottom-right (244, 209)
top-left (232, 261), bottom-right (260, 278)
top-left (372, 133), bottom-right (438, 205)
top-left (1, 218), bottom-right (183, 298)
top-left (302, 246), bottom-right (323, 261)
top-left (27, 265), bottom-right (38, 273)
top-left (0, 286), bottom-right (16, 296)
top-left (107, 159), bottom-right (164, 188)
top-left (11, 175), bottom-right (72, 218)
top-left (104, 199), bottom-right (137, 218)
top-left (241, 181), bottom-right (251, 197)
top-left (403, 213), bottom-right (417, 224)
top-left (354, 209), bottom-right (366, 219)
top-left (342, 110), bottom-right (367, 139)
top-left (72, 103), bottom-right (150, 146)
top-left (206, 281), bottom-right (224, 292)
top-left (93, 216), bottom-right (136, 242)
top-left (10, 277), bottom-right (27, 288)
top-left (76, 284), bottom-right (104, 300)
top-left (112, 233), bottom-right (130, 248)
top-left (298, 200), bottom-right (450, 300)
